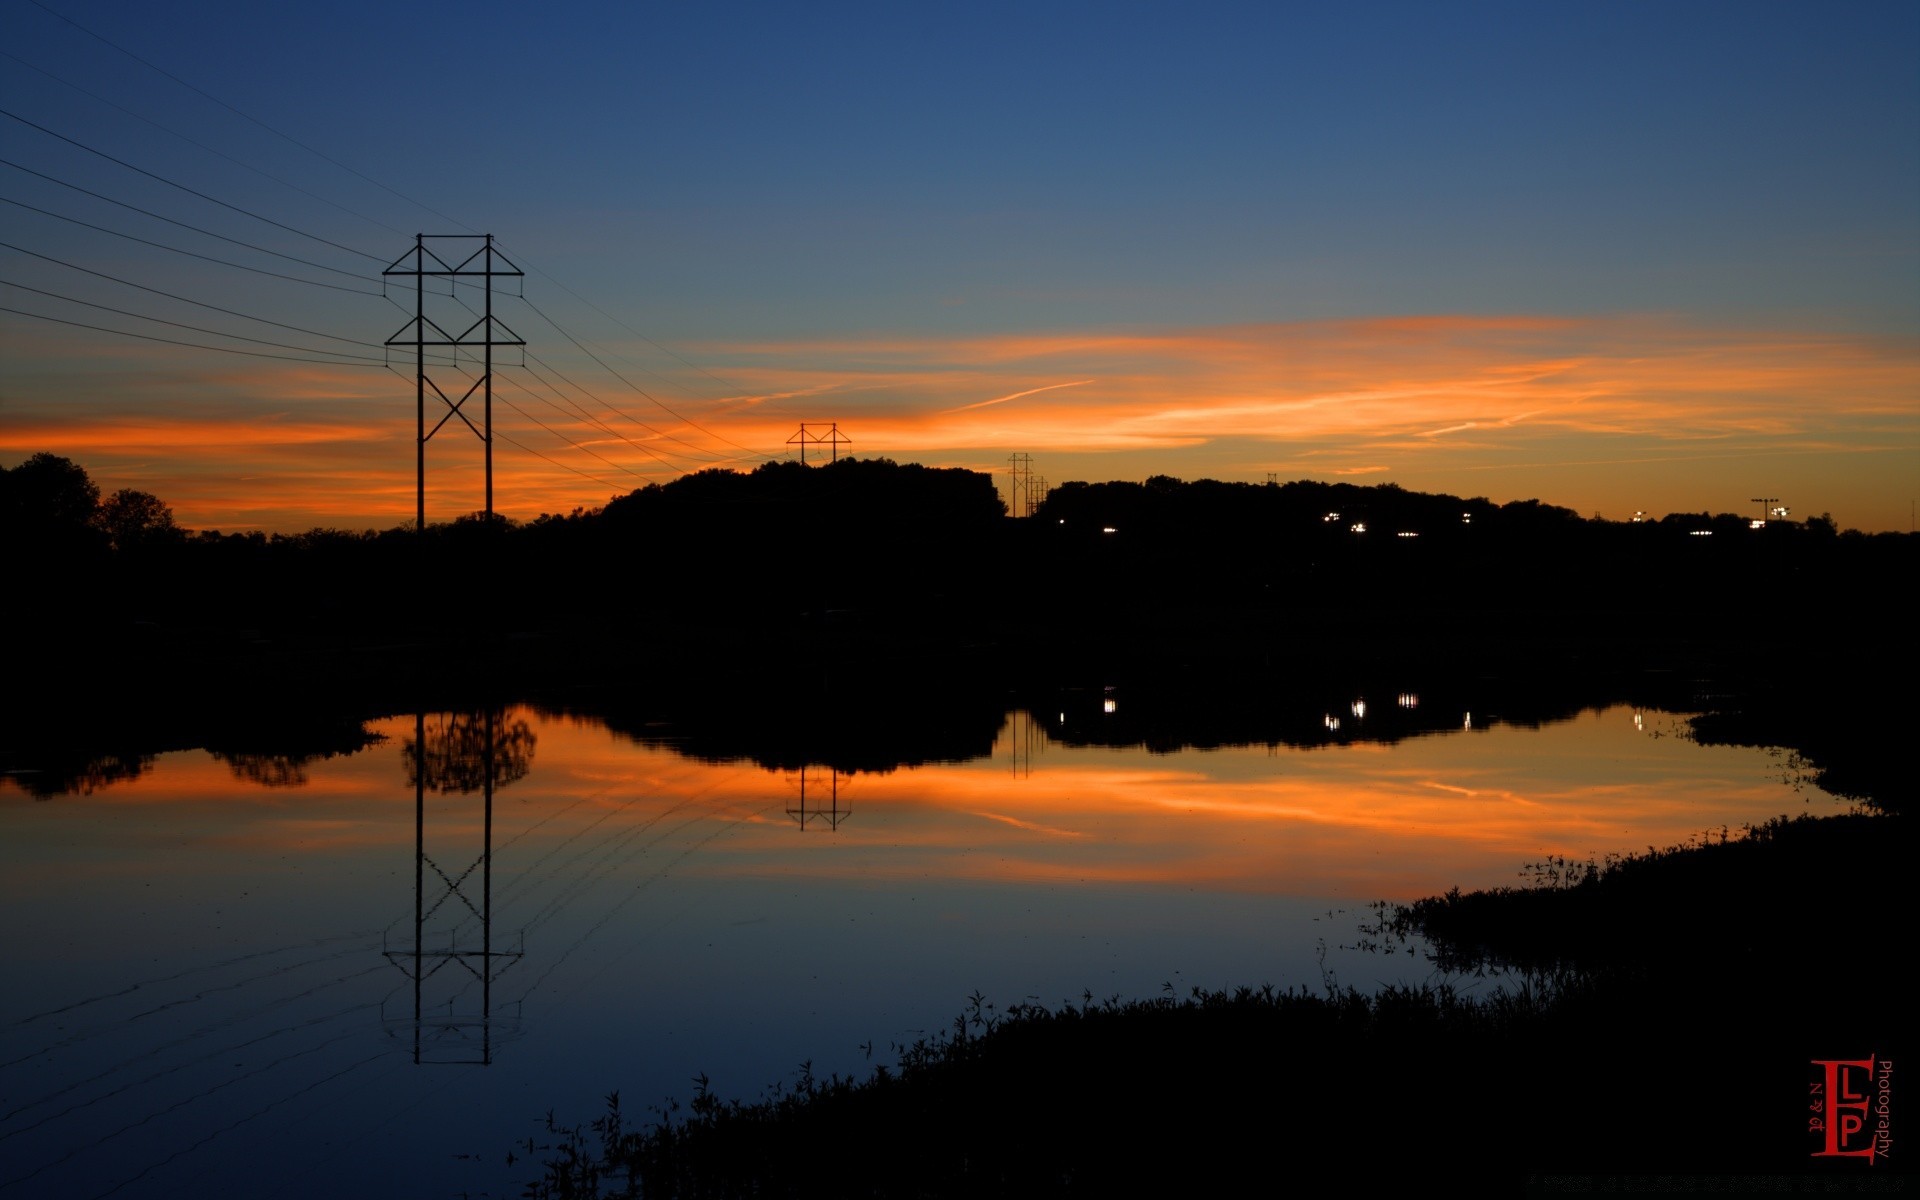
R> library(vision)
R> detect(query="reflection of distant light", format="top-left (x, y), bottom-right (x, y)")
top-left (1772, 506), bottom-right (1790, 520)
top-left (1350, 522), bottom-right (1366, 533)
top-left (1689, 530), bottom-right (1713, 537)
top-left (1464, 712), bottom-right (1472, 729)
top-left (1102, 526), bottom-right (1117, 534)
top-left (1103, 698), bottom-right (1117, 714)
top-left (1749, 519), bottom-right (1766, 530)
top-left (1396, 531), bottom-right (1418, 538)
top-left (1633, 712), bottom-right (1644, 732)
top-left (1632, 511), bottom-right (1646, 523)
top-left (1058, 519), bottom-right (1065, 525)
top-left (1323, 715), bottom-right (1341, 731)
top-left (1324, 512), bottom-right (1340, 522)
top-left (1350, 699), bottom-right (1366, 719)
top-left (1398, 693), bottom-right (1418, 708)
top-left (1059, 712), bottom-right (1065, 724)
top-left (1462, 512), bottom-right (1472, 524)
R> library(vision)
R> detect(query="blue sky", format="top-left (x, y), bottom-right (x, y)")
top-left (3, 0), bottom-right (1916, 530)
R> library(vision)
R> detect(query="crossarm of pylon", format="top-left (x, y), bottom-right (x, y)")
top-left (383, 243), bottom-right (458, 276)
top-left (450, 242), bottom-right (525, 276)
top-left (385, 314), bottom-right (464, 347)
top-left (452, 315), bottom-right (526, 346)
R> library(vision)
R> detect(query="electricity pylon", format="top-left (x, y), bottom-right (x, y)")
top-left (385, 235), bottom-right (525, 527)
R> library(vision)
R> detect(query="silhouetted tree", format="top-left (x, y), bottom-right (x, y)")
top-left (2, 452), bottom-right (103, 552)
top-left (96, 488), bottom-right (181, 551)
top-left (403, 712), bottom-right (537, 793)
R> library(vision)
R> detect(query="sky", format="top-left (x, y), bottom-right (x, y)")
top-left (2, 0), bottom-right (1916, 532)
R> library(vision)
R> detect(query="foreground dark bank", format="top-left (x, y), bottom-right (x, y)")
top-left (517, 811), bottom-right (1908, 1198)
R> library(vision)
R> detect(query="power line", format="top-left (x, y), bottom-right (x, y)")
top-left (0, 192), bottom-right (383, 296)
top-left (508, 357), bottom-right (705, 475)
top-left (1, 240), bottom-right (378, 348)
top-left (0, 277), bottom-right (390, 360)
top-left (516, 294), bottom-right (766, 458)
top-left (494, 240), bottom-right (757, 399)
top-left (24, 0), bottom-right (477, 235)
top-left (0, 107), bottom-right (385, 263)
top-left (0, 157), bottom-right (380, 283)
top-left (0, 47), bottom-right (411, 240)
top-left (493, 427), bottom-right (632, 495)
top-left (494, 388), bottom-right (657, 484)
top-left (0, 305), bottom-right (383, 366)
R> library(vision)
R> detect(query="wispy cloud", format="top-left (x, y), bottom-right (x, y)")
top-left (941, 378), bottom-right (1095, 414)
top-left (11, 313), bottom-right (1917, 530)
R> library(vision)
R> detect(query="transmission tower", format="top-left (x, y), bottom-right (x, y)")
top-left (787, 764), bottom-right (851, 831)
top-left (1008, 453), bottom-right (1032, 516)
top-left (382, 711), bottom-right (526, 1064)
top-left (385, 235), bottom-right (525, 527)
top-left (788, 422), bottom-right (852, 464)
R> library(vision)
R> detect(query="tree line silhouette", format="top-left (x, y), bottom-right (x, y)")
top-left (5, 450), bottom-right (1911, 708)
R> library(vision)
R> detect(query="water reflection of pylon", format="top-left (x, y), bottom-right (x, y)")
top-left (1009, 708), bottom-right (1039, 779)
top-left (381, 711), bottom-right (529, 1064)
top-left (787, 763), bottom-right (851, 831)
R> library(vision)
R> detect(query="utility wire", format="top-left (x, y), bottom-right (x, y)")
top-left (508, 357), bottom-right (703, 475)
top-left (495, 390), bottom-right (656, 483)
top-left (0, 193), bottom-right (383, 296)
top-left (494, 428), bottom-right (630, 494)
top-left (491, 374), bottom-right (664, 478)
top-left (0, 277), bottom-right (389, 360)
top-left (1, 240), bottom-right (378, 347)
top-left (516, 295), bottom-right (766, 457)
top-left (0, 157), bottom-right (380, 283)
top-left (0, 47), bottom-right (411, 239)
top-left (0, 305), bottom-right (382, 366)
top-left (0, 107), bottom-right (385, 263)
top-left (495, 239), bottom-right (758, 399)
top-left (25, 0), bottom-right (478, 235)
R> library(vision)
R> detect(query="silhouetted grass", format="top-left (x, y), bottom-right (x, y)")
top-left (523, 807), bottom-right (1911, 1196)
top-left (1371, 811), bottom-right (1907, 977)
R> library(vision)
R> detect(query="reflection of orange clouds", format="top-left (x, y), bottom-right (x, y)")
top-left (3, 708), bottom-right (1819, 907)
top-left (671, 729), bottom-right (1808, 901)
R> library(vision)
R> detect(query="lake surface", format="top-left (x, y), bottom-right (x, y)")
top-left (0, 698), bottom-right (1834, 1198)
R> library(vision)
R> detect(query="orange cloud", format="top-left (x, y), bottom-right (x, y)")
top-left (9, 313), bottom-right (1916, 531)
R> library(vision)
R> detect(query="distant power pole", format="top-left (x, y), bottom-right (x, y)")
top-left (385, 235), bottom-right (525, 528)
top-left (1008, 453), bottom-right (1032, 516)
top-left (1029, 475), bottom-right (1048, 516)
top-left (788, 423), bottom-right (851, 464)
top-left (1750, 496), bottom-right (1779, 526)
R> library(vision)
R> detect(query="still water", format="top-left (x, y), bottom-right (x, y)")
top-left (0, 699), bottom-right (1829, 1198)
